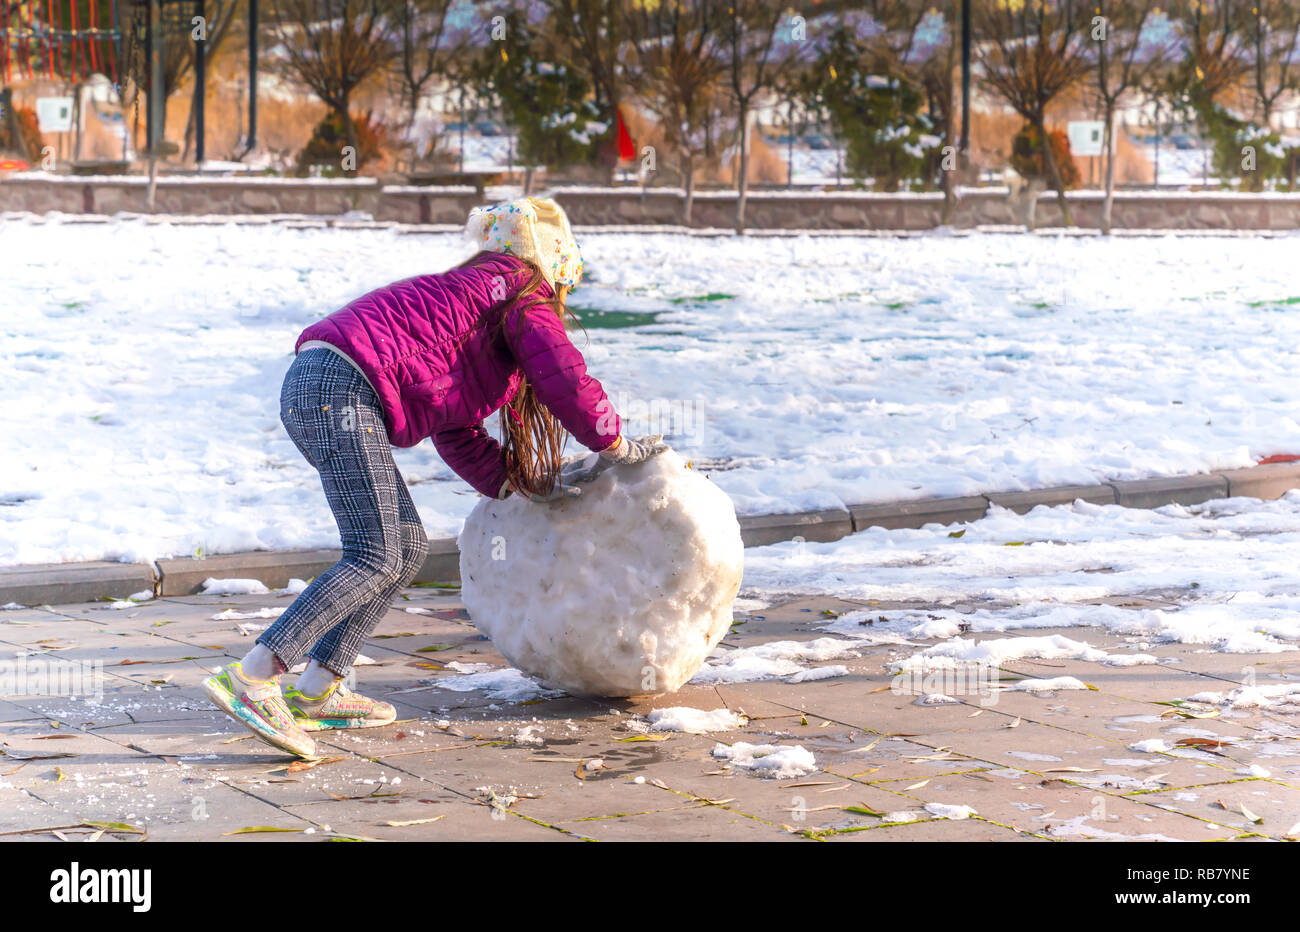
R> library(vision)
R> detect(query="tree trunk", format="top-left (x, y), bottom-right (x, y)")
top-left (941, 144), bottom-right (955, 225)
top-left (683, 158), bottom-right (696, 225)
top-left (1035, 116), bottom-right (1073, 227)
top-left (72, 85), bottom-right (84, 163)
top-left (182, 100), bottom-right (196, 163)
top-left (1102, 104), bottom-right (1115, 234)
top-left (341, 100), bottom-right (359, 176)
top-left (735, 101), bottom-right (749, 233)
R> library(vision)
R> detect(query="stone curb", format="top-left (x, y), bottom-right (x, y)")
top-left (5, 463), bottom-right (1300, 607)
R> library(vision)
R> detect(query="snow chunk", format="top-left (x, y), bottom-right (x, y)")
top-left (711, 742), bottom-right (817, 779)
top-left (1006, 676), bottom-right (1091, 693)
top-left (647, 707), bottom-right (747, 734)
top-left (433, 665), bottom-right (563, 702)
top-left (924, 802), bottom-right (977, 820)
top-left (692, 637), bottom-right (862, 684)
top-left (211, 607), bottom-right (285, 621)
top-left (459, 452), bottom-right (743, 696)
top-left (1129, 739), bottom-right (1173, 753)
top-left (202, 578), bottom-right (270, 595)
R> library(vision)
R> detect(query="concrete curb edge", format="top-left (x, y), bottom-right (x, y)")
top-left (5, 462), bottom-right (1300, 607)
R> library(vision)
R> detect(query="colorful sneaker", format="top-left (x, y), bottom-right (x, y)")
top-left (283, 681), bottom-right (397, 731)
top-left (201, 662), bottom-right (317, 758)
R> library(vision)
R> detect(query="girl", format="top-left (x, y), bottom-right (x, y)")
top-left (203, 197), bottom-right (666, 757)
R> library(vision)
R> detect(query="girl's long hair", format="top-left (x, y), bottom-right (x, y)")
top-left (458, 250), bottom-right (575, 498)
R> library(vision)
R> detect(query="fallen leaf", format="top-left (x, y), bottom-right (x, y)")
top-left (287, 756), bottom-right (345, 773)
top-left (222, 826), bottom-right (303, 835)
top-left (1175, 737), bottom-right (1231, 749)
top-left (843, 804), bottom-right (885, 817)
top-left (904, 779), bottom-right (929, 790)
top-left (384, 816), bottom-right (446, 827)
top-left (0, 746), bottom-right (75, 761)
top-left (81, 819), bottom-right (144, 834)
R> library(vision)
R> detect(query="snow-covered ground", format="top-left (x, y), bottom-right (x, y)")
top-left (4, 217), bottom-right (1300, 566)
top-left (1143, 145), bottom-right (1216, 187)
top-left (740, 491), bottom-right (1300, 689)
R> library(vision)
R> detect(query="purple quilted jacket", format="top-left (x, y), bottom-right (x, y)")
top-left (295, 252), bottom-right (620, 496)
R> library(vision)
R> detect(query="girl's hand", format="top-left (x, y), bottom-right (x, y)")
top-left (600, 434), bottom-right (670, 465)
top-left (560, 435), bottom-right (671, 487)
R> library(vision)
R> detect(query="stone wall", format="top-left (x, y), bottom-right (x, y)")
top-left (3, 174), bottom-right (1300, 231)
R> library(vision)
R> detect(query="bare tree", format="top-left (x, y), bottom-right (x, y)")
top-left (1175, 0), bottom-right (1249, 104)
top-left (850, 3), bottom-right (958, 214)
top-left (1247, 0), bottom-right (1300, 125)
top-left (270, 0), bottom-right (397, 172)
top-left (624, 0), bottom-right (728, 224)
top-left (975, 0), bottom-right (1093, 226)
top-left (1090, 0), bottom-right (1171, 233)
top-left (389, 0), bottom-right (462, 165)
top-left (723, 0), bottom-right (795, 232)
top-left (546, 0), bottom-right (628, 179)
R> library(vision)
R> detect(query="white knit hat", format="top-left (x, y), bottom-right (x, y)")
top-left (465, 195), bottom-right (583, 289)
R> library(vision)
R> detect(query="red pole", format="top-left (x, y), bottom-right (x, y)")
top-left (2, 0), bottom-right (10, 83)
top-left (90, 0), bottom-right (101, 76)
top-left (48, 0), bottom-right (56, 79)
top-left (72, 0), bottom-right (81, 81)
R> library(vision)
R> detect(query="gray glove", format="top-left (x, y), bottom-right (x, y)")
top-left (602, 434), bottom-right (670, 465)
top-left (563, 435), bottom-right (671, 485)
top-left (497, 477), bottom-right (582, 503)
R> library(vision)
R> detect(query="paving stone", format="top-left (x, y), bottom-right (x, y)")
top-left (556, 801), bottom-right (798, 841)
top-left (1133, 779), bottom-right (1300, 839)
top-left (277, 795), bottom-right (571, 841)
top-left (815, 815), bottom-right (1041, 841)
top-left (866, 766), bottom-right (1238, 841)
top-left (3, 584), bottom-right (1296, 841)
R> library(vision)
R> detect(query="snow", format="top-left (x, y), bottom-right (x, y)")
top-left (7, 220), bottom-right (1300, 566)
top-left (711, 741), bottom-right (818, 779)
top-left (458, 451), bottom-right (743, 697)
top-left (431, 665), bottom-right (561, 702)
top-left (647, 707), bottom-right (747, 734)
top-left (690, 637), bottom-right (861, 685)
top-left (201, 578), bottom-right (270, 595)
top-left (924, 802), bottom-right (977, 820)
top-left (746, 494), bottom-right (1300, 662)
top-left (1005, 676), bottom-right (1091, 693)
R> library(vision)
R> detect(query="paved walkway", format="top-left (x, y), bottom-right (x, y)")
top-left (1, 586), bottom-right (1298, 842)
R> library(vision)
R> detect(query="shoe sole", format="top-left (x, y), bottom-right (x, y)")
top-left (202, 676), bottom-right (317, 758)
top-left (295, 708), bottom-right (398, 732)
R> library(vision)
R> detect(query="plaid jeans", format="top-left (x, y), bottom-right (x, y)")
top-left (259, 347), bottom-right (429, 675)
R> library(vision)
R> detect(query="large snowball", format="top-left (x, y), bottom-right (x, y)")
top-left (458, 451), bottom-right (744, 697)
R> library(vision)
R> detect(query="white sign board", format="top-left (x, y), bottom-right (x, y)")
top-left (1067, 120), bottom-right (1105, 157)
top-left (36, 97), bottom-right (74, 133)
